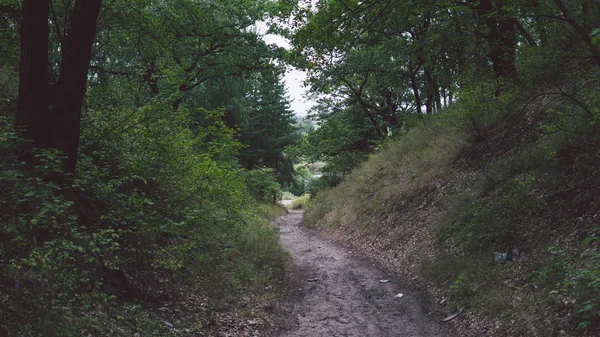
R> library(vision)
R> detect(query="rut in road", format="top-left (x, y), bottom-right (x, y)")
top-left (276, 210), bottom-right (449, 337)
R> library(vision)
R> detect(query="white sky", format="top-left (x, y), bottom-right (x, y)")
top-left (260, 27), bottom-right (316, 117)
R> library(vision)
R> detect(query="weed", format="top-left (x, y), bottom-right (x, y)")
top-left (529, 239), bottom-right (600, 330)
top-left (290, 194), bottom-right (310, 210)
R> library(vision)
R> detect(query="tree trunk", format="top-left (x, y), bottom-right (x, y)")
top-left (16, 0), bottom-right (50, 149)
top-left (144, 61), bottom-right (160, 96)
top-left (470, 0), bottom-right (517, 82)
top-left (52, 0), bottom-right (102, 174)
top-left (491, 17), bottom-right (517, 81)
top-left (425, 68), bottom-right (435, 115)
top-left (16, 0), bottom-right (102, 175)
top-left (410, 70), bottom-right (423, 120)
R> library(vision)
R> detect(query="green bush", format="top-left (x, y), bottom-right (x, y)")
top-left (306, 177), bottom-right (329, 196)
top-left (440, 76), bottom-right (516, 142)
top-left (530, 240), bottom-right (600, 330)
top-left (290, 194), bottom-right (310, 210)
top-left (244, 167), bottom-right (281, 203)
top-left (288, 165), bottom-right (312, 196)
top-left (0, 102), bottom-right (286, 335)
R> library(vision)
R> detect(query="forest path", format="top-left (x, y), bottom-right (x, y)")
top-left (274, 210), bottom-right (449, 337)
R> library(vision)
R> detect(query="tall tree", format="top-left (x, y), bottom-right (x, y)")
top-left (467, 0), bottom-right (518, 82)
top-left (239, 71), bottom-right (297, 184)
top-left (17, 0), bottom-right (102, 174)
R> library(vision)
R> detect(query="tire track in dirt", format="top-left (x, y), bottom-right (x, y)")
top-left (275, 210), bottom-right (449, 337)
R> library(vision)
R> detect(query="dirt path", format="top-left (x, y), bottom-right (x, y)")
top-left (275, 210), bottom-right (449, 337)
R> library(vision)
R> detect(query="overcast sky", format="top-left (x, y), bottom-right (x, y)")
top-left (259, 25), bottom-right (315, 117)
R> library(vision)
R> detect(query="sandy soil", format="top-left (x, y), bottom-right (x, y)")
top-left (274, 210), bottom-right (450, 337)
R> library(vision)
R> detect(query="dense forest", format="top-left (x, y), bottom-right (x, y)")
top-left (1, 0), bottom-right (600, 336)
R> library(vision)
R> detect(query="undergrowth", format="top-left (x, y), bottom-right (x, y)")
top-left (303, 68), bottom-right (600, 335)
top-left (290, 194), bottom-right (310, 210)
top-left (0, 103), bottom-right (286, 335)
top-left (305, 121), bottom-right (467, 228)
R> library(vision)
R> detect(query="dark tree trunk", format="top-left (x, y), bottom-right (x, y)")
top-left (52, 0), bottom-right (102, 174)
top-left (273, 159), bottom-right (279, 204)
top-left (490, 17), bottom-right (517, 81)
top-left (380, 89), bottom-right (398, 126)
top-left (425, 68), bottom-right (435, 115)
top-left (16, 0), bottom-right (102, 175)
top-left (470, 0), bottom-right (517, 82)
top-left (17, 0), bottom-right (50, 149)
top-left (410, 70), bottom-right (423, 120)
top-left (144, 61), bottom-right (160, 96)
top-left (244, 157), bottom-right (256, 170)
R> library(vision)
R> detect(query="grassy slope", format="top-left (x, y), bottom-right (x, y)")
top-left (305, 105), bottom-right (600, 336)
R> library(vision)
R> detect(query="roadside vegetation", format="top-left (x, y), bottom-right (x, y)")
top-left (1, 0), bottom-right (294, 335)
top-left (289, 1), bottom-right (600, 336)
top-left (290, 194), bottom-right (310, 210)
top-left (4, 0), bottom-right (600, 336)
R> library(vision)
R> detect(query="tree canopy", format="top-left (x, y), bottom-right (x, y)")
top-left (3, 0), bottom-right (600, 334)
top-left (285, 0), bottom-right (600, 183)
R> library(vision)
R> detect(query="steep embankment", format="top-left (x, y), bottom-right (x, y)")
top-left (305, 116), bottom-right (600, 336)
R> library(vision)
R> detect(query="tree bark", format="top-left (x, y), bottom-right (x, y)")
top-left (424, 68), bottom-right (435, 115)
top-left (410, 70), bottom-right (423, 120)
top-left (52, 0), bottom-right (102, 174)
top-left (17, 0), bottom-right (50, 149)
top-left (16, 0), bottom-right (102, 175)
top-left (469, 0), bottom-right (517, 82)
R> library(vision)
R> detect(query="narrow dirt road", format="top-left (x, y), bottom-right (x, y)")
top-left (275, 210), bottom-right (449, 337)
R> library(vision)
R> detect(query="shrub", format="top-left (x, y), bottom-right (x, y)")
top-left (306, 177), bottom-right (328, 196)
top-left (440, 76), bottom-right (516, 142)
top-left (0, 102), bottom-right (286, 334)
top-left (290, 194), bottom-right (310, 210)
top-left (530, 240), bottom-right (600, 330)
top-left (244, 167), bottom-right (281, 203)
top-left (288, 165), bottom-right (312, 196)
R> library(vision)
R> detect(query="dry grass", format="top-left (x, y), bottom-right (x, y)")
top-left (305, 123), bottom-right (466, 231)
top-left (303, 114), bottom-right (600, 336)
top-left (290, 194), bottom-right (310, 210)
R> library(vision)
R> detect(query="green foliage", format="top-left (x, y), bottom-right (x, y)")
top-left (243, 167), bottom-right (281, 203)
top-left (593, 28), bottom-right (600, 46)
top-left (0, 3), bottom-right (20, 73)
top-left (304, 121), bottom-right (467, 228)
top-left (290, 194), bottom-right (310, 210)
top-left (238, 71), bottom-right (298, 185)
top-left (441, 76), bottom-right (515, 141)
top-left (287, 165), bottom-right (312, 196)
top-left (0, 127), bottom-right (116, 334)
top-left (2, 0), bottom-right (295, 335)
top-left (286, 165), bottom-right (329, 196)
top-left (530, 240), bottom-right (600, 330)
top-left (287, 108), bottom-right (371, 185)
top-left (0, 96), bottom-right (285, 335)
top-left (305, 177), bottom-right (328, 196)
